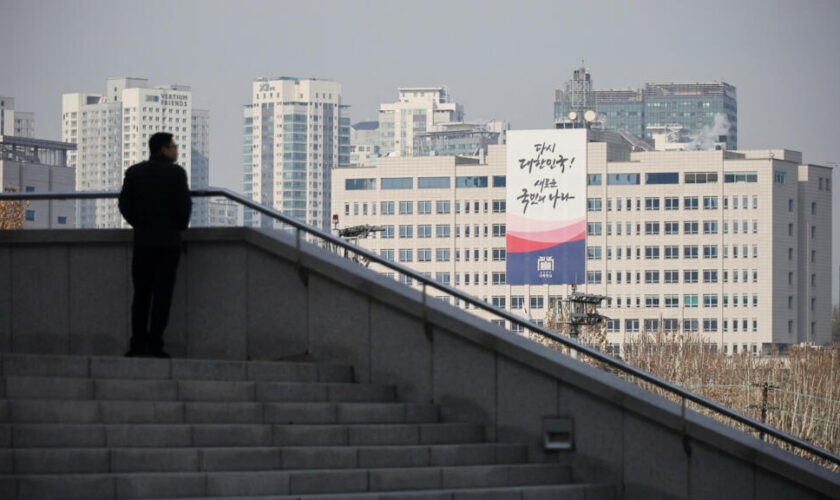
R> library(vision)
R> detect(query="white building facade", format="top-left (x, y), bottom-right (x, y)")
top-left (0, 135), bottom-right (76, 228)
top-left (378, 87), bottom-right (464, 157)
top-left (0, 97), bottom-right (35, 138)
top-left (62, 78), bottom-right (210, 228)
top-left (243, 77), bottom-right (350, 230)
top-left (331, 134), bottom-right (833, 354)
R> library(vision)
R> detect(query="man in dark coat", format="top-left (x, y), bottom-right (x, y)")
top-left (119, 132), bottom-right (192, 358)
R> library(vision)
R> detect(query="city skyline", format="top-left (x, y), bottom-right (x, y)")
top-left (1, 0), bottom-right (838, 302)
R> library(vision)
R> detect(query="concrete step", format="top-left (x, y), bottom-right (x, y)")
top-left (6, 422), bottom-right (486, 448)
top-left (0, 464), bottom-right (571, 499)
top-left (1, 354), bottom-right (354, 383)
top-left (5, 443), bottom-right (528, 474)
top-left (4, 400), bottom-right (439, 425)
top-left (165, 484), bottom-right (616, 499)
top-left (2, 377), bottom-right (396, 403)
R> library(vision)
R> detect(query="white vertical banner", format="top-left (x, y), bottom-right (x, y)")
top-left (506, 129), bottom-right (587, 284)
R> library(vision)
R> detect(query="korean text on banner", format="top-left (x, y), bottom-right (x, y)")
top-left (506, 129), bottom-right (587, 285)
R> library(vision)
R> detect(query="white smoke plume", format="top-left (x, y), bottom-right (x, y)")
top-left (688, 114), bottom-right (731, 150)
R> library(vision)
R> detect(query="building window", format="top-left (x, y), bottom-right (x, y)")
top-left (683, 197), bottom-right (698, 210)
top-left (345, 178), bottom-right (376, 190)
top-left (646, 172), bottom-right (679, 184)
top-left (588, 222), bottom-right (602, 235)
top-left (381, 201), bottom-right (395, 215)
top-left (684, 295), bottom-right (699, 308)
top-left (644, 246), bottom-right (660, 259)
top-left (587, 247), bottom-right (602, 260)
top-left (588, 174), bottom-right (602, 185)
top-left (683, 245), bottom-right (699, 259)
top-left (492, 272), bottom-right (506, 285)
top-left (398, 249), bottom-right (413, 262)
top-left (382, 177), bottom-right (413, 189)
top-left (684, 270), bottom-right (698, 283)
top-left (418, 176), bottom-right (450, 189)
top-left (436, 224), bottom-right (451, 238)
top-left (398, 224), bottom-right (413, 238)
top-left (25, 210), bottom-right (35, 221)
top-left (398, 201), bottom-right (413, 214)
top-left (608, 173), bottom-right (640, 185)
top-left (685, 172), bottom-right (718, 184)
top-left (417, 224), bottom-right (431, 238)
top-left (417, 248), bottom-right (431, 262)
top-left (684, 221), bottom-right (698, 234)
top-left (703, 294), bottom-right (718, 308)
top-left (645, 198), bottom-right (660, 210)
top-left (586, 271), bottom-right (602, 284)
top-left (492, 224), bottom-right (506, 237)
top-left (455, 176), bottom-right (488, 188)
top-left (664, 221), bottom-right (679, 235)
top-left (435, 248), bottom-right (451, 262)
top-left (417, 201), bottom-right (432, 214)
top-left (491, 200), bottom-right (505, 213)
top-left (664, 197), bottom-right (679, 210)
top-left (587, 198), bottom-right (602, 211)
top-left (703, 196), bottom-right (718, 210)
top-left (703, 245), bottom-right (718, 259)
top-left (57, 216), bottom-right (67, 224)
top-left (724, 172), bottom-right (757, 183)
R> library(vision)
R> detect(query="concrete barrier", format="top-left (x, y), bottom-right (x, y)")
top-left (1, 227), bottom-right (837, 499)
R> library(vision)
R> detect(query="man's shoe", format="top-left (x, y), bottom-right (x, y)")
top-left (151, 350), bottom-right (171, 359)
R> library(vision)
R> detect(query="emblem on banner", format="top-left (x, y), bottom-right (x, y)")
top-left (537, 256), bottom-right (555, 279)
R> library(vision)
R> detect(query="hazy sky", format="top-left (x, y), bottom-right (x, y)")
top-left (2, 0), bottom-right (839, 303)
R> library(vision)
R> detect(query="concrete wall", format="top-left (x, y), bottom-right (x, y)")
top-left (0, 228), bottom-right (837, 499)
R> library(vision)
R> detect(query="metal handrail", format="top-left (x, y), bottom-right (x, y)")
top-left (2, 187), bottom-right (838, 467)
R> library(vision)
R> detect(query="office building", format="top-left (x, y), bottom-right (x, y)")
top-left (378, 87), bottom-right (464, 157)
top-left (414, 120), bottom-right (508, 157)
top-left (0, 97), bottom-right (35, 138)
top-left (62, 77), bottom-right (210, 228)
top-left (332, 132), bottom-right (832, 354)
top-left (0, 135), bottom-right (76, 228)
top-left (554, 67), bottom-right (737, 149)
top-left (242, 77), bottom-right (350, 229)
top-left (207, 197), bottom-right (239, 227)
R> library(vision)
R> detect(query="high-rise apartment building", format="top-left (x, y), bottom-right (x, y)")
top-left (332, 132), bottom-right (832, 354)
top-left (242, 77), bottom-right (350, 229)
top-left (0, 97), bottom-right (35, 138)
top-left (191, 108), bottom-right (210, 226)
top-left (378, 87), bottom-right (464, 157)
top-left (554, 67), bottom-right (738, 149)
top-left (62, 78), bottom-right (210, 228)
top-left (0, 135), bottom-right (76, 228)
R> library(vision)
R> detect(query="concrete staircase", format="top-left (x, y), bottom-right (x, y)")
top-left (0, 353), bottom-right (614, 500)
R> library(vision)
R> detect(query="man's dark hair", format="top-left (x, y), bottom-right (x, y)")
top-left (149, 132), bottom-right (174, 157)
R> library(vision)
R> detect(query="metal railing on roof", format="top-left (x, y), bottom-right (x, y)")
top-left (2, 187), bottom-right (838, 469)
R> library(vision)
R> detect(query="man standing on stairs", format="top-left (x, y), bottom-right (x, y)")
top-left (119, 132), bottom-right (192, 358)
